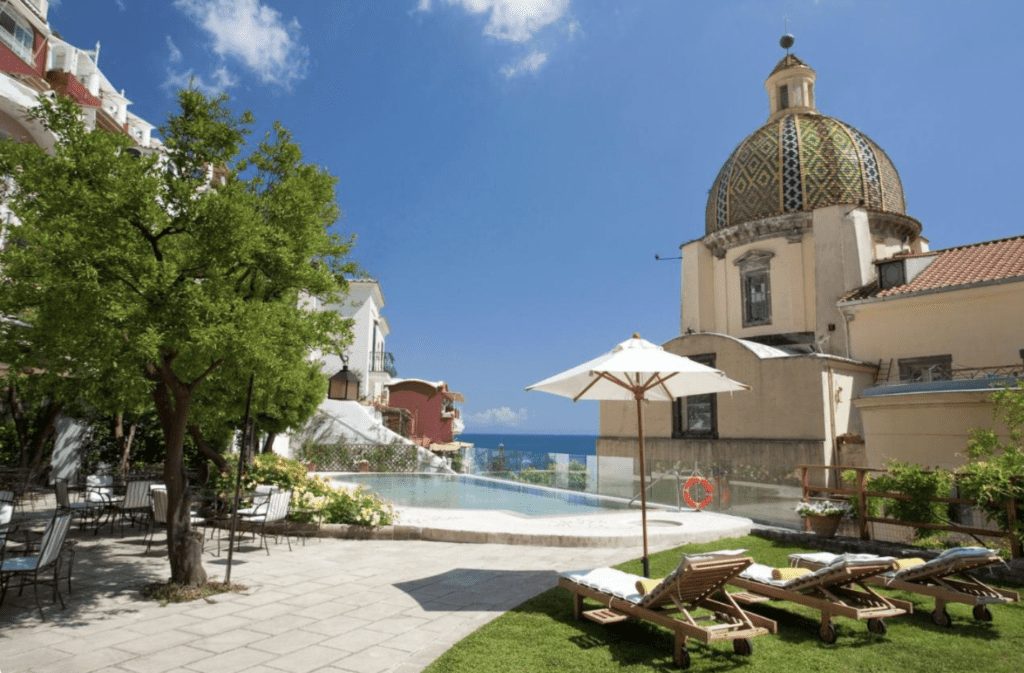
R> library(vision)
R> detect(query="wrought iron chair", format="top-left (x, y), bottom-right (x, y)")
top-left (145, 488), bottom-right (209, 554)
top-left (0, 489), bottom-right (14, 556)
top-left (82, 475), bottom-right (117, 534)
top-left (231, 489), bottom-right (292, 555)
top-left (54, 477), bottom-right (106, 532)
top-left (0, 509), bottom-right (74, 619)
top-left (111, 479), bottom-right (156, 536)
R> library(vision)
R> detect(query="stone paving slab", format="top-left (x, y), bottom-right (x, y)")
top-left (1, 505), bottom-right (754, 673)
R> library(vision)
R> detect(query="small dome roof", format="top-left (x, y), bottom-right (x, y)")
top-left (705, 113), bottom-right (906, 234)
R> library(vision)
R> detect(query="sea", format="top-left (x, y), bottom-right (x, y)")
top-left (457, 433), bottom-right (598, 456)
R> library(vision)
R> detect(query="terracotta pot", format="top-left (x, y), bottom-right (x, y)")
top-left (804, 513), bottom-right (842, 538)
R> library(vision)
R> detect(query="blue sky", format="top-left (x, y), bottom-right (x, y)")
top-left (51, 1), bottom-right (1024, 434)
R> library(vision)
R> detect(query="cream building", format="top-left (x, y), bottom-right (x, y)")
top-left (598, 41), bottom-right (1023, 482)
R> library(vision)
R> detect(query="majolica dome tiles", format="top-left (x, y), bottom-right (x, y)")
top-left (706, 113), bottom-right (906, 234)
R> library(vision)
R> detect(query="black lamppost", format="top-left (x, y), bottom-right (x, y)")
top-left (328, 355), bottom-right (361, 401)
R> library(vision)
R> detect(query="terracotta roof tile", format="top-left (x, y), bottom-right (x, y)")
top-left (841, 235), bottom-right (1024, 302)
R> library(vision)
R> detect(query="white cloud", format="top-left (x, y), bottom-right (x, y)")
top-left (500, 50), bottom-right (546, 78)
top-left (466, 406), bottom-right (530, 428)
top-left (432, 0), bottom-right (570, 43)
top-left (418, 0), bottom-right (576, 78)
top-left (166, 36), bottom-right (183, 64)
top-left (161, 67), bottom-right (236, 97)
top-left (174, 0), bottom-right (308, 88)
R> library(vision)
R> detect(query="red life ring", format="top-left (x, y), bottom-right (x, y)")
top-left (683, 476), bottom-right (714, 509)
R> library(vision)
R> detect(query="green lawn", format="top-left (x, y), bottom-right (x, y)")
top-left (424, 537), bottom-right (1024, 672)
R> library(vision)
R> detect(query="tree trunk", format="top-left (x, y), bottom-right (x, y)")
top-left (26, 400), bottom-right (63, 485)
top-left (189, 424), bottom-right (228, 473)
top-left (8, 383), bottom-right (64, 485)
top-left (116, 413), bottom-right (138, 476)
top-left (151, 360), bottom-right (206, 586)
top-left (262, 432), bottom-right (276, 455)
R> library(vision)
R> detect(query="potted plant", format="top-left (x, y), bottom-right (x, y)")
top-left (795, 500), bottom-right (852, 538)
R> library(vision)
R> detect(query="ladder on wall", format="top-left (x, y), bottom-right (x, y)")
top-left (874, 359), bottom-right (893, 385)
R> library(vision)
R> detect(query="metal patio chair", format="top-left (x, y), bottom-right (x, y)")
top-left (0, 509), bottom-right (74, 619)
top-left (54, 477), bottom-right (107, 532)
top-left (145, 488), bottom-right (209, 554)
top-left (230, 489), bottom-right (292, 555)
top-left (111, 479), bottom-right (156, 536)
top-left (0, 489), bottom-right (14, 556)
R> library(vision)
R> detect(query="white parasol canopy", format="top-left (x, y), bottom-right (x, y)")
top-left (526, 334), bottom-right (750, 576)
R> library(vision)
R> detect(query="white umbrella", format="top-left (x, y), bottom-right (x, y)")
top-left (526, 334), bottom-right (750, 576)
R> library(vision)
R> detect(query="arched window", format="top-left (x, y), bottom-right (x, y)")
top-left (0, 3), bottom-right (35, 63)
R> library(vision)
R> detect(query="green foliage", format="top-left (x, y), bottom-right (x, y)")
top-left (518, 467), bottom-right (554, 487)
top-left (76, 410), bottom-right (213, 475)
top-left (568, 459), bottom-right (587, 491)
top-left (957, 383), bottom-right (1024, 547)
top-left (296, 442), bottom-right (418, 472)
top-left (866, 461), bottom-right (953, 539)
top-left (0, 90), bottom-right (356, 458)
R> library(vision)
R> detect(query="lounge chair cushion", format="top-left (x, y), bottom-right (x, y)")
top-left (635, 578), bottom-right (663, 595)
top-left (772, 567), bottom-right (810, 581)
top-left (743, 553), bottom-right (896, 588)
top-left (790, 548), bottom-right (999, 582)
top-left (560, 567), bottom-right (645, 604)
top-left (683, 549), bottom-right (747, 563)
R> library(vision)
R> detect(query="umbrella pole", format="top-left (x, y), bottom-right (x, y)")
top-left (635, 395), bottom-right (650, 578)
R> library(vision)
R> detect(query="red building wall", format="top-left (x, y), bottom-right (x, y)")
top-left (387, 381), bottom-right (455, 444)
top-left (0, 29), bottom-right (47, 79)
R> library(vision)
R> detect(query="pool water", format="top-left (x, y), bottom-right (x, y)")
top-left (331, 473), bottom-right (634, 517)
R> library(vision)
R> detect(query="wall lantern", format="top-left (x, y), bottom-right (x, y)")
top-left (328, 356), bottom-right (361, 401)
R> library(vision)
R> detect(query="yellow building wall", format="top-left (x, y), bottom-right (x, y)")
top-left (855, 391), bottom-right (1000, 469)
top-left (599, 334), bottom-right (836, 442)
top-left (845, 281), bottom-right (1024, 374)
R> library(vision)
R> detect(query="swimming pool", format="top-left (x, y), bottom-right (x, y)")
top-left (330, 473), bottom-right (638, 516)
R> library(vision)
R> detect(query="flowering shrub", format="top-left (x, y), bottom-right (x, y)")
top-left (208, 453), bottom-right (398, 528)
top-left (795, 500), bottom-right (852, 517)
top-left (321, 485), bottom-right (398, 527)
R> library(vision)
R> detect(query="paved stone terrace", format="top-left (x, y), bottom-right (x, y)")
top-left (0, 503), bottom-right (754, 673)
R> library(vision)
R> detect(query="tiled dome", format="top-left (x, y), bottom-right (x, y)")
top-left (705, 114), bottom-right (906, 235)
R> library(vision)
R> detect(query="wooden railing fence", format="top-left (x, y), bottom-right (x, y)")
top-left (799, 465), bottom-right (1022, 559)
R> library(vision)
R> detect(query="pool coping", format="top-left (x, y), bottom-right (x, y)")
top-left (270, 507), bottom-right (755, 548)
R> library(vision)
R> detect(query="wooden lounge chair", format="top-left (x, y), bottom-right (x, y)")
top-left (728, 553), bottom-right (912, 643)
top-left (789, 548), bottom-right (1019, 627)
top-left (559, 551), bottom-right (777, 669)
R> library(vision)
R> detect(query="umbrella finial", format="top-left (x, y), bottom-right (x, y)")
top-left (633, 333), bottom-right (641, 339)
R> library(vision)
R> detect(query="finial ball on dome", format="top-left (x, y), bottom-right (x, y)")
top-left (780, 33), bottom-right (795, 49)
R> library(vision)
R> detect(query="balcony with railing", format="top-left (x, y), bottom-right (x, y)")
top-left (370, 350), bottom-right (397, 377)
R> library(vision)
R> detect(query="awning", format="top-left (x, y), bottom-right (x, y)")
top-left (441, 391), bottom-right (465, 402)
top-left (429, 441), bottom-right (473, 453)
